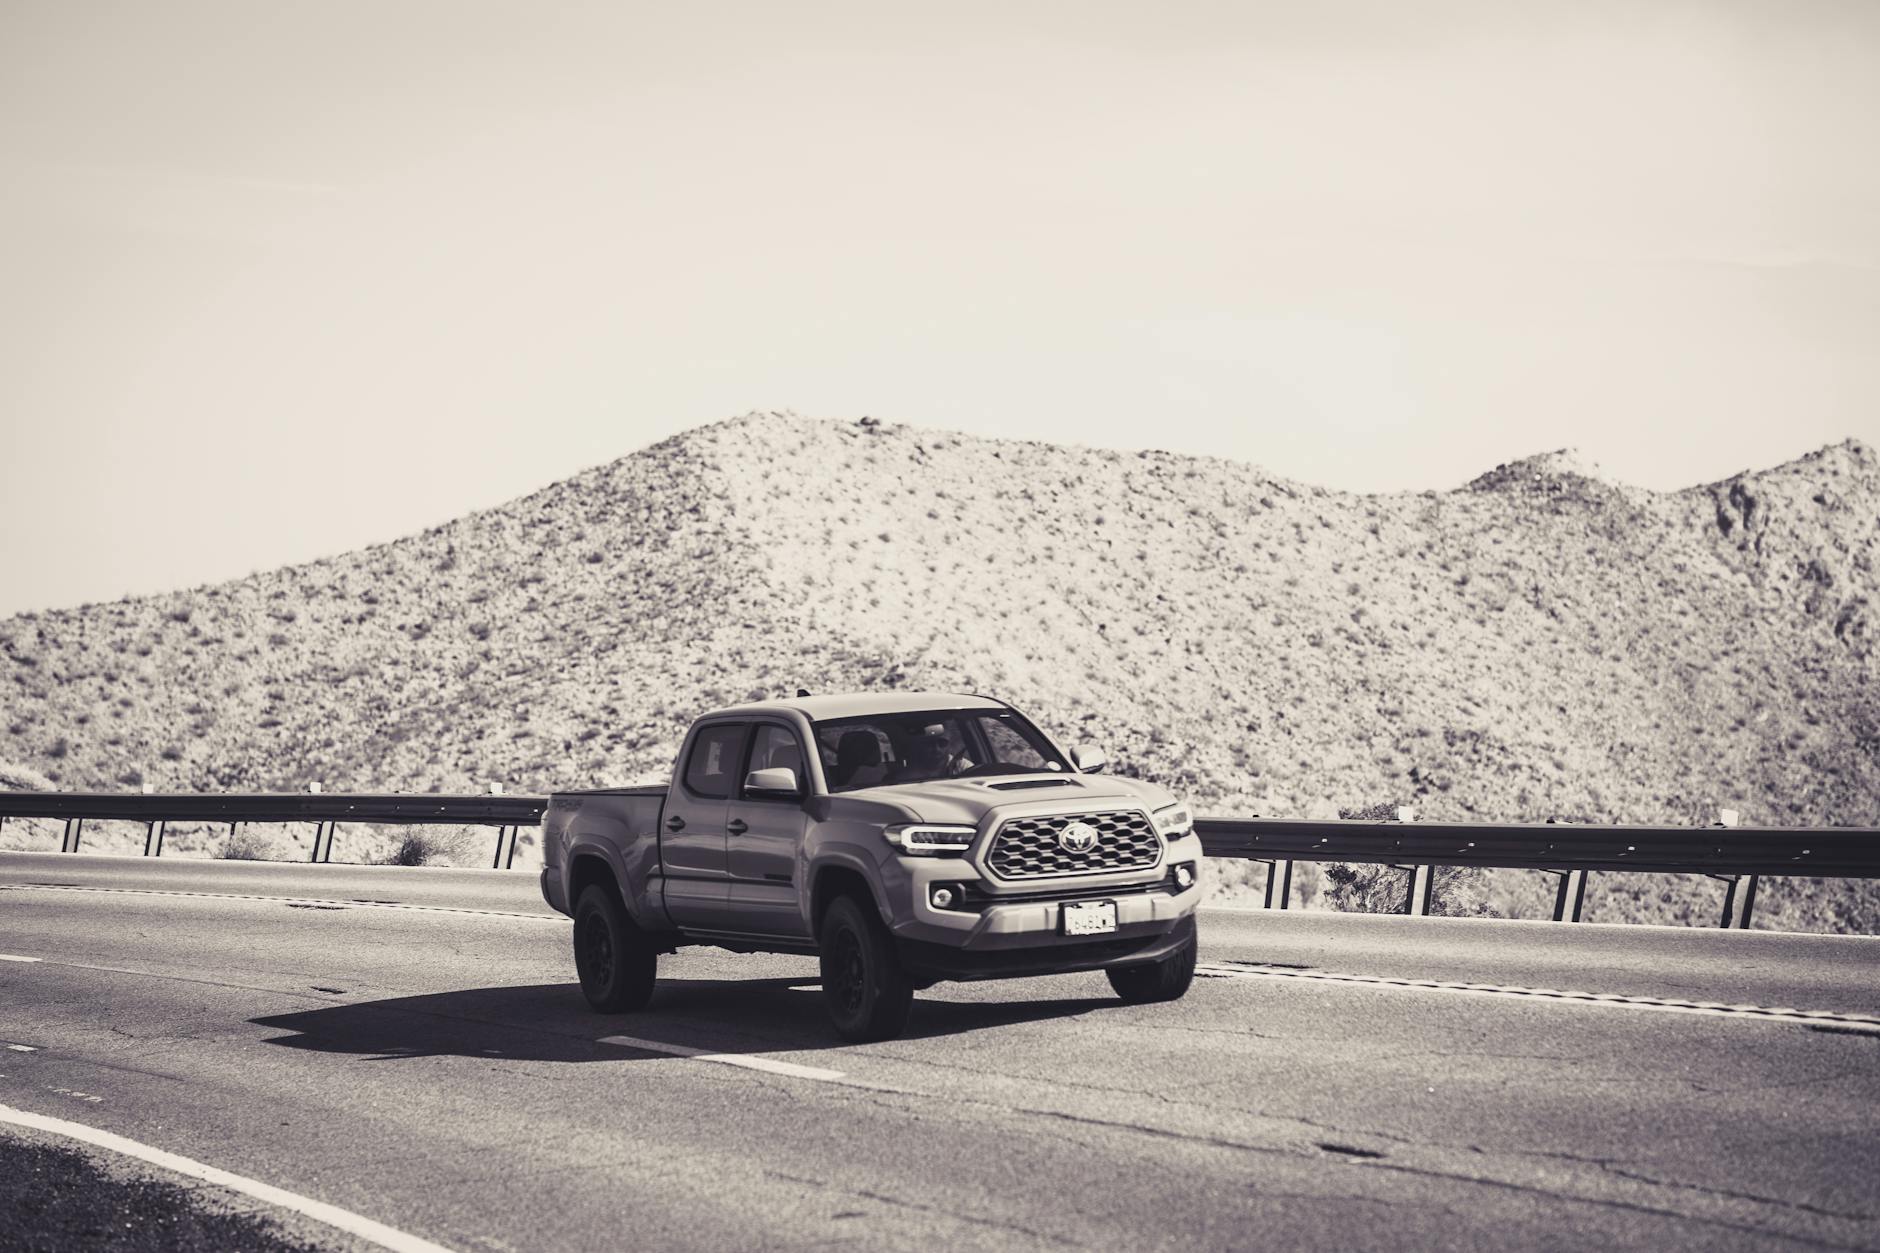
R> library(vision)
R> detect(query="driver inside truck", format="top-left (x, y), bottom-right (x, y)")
top-left (893, 721), bottom-right (960, 783)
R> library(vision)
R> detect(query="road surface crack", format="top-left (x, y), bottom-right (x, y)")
top-left (763, 1170), bottom-right (1078, 1246)
top-left (1369, 1158), bottom-right (1872, 1249)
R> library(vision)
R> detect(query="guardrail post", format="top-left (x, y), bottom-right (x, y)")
top-left (1406, 864), bottom-right (1434, 916)
top-left (489, 783), bottom-right (512, 870)
top-left (1714, 873), bottom-right (1759, 928)
top-left (1262, 859), bottom-right (1294, 909)
top-left (1549, 869), bottom-right (1587, 922)
top-left (60, 817), bottom-right (82, 853)
top-left (306, 782), bottom-right (335, 864)
top-left (1736, 875), bottom-right (1758, 929)
top-left (1708, 814), bottom-right (1751, 929)
top-left (152, 820), bottom-right (167, 857)
top-left (139, 783), bottom-right (157, 856)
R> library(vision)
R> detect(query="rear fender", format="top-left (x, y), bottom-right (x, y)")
top-left (566, 837), bottom-right (671, 931)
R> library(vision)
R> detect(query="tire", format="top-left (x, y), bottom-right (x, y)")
top-left (819, 895), bottom-right (915, 1042)
top-left (573, 884), bottom-right (658, 1013)
top-left (1106, 930), bottom-right (1197, 1004)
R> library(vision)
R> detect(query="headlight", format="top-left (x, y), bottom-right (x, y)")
top-left (883, 824), bottom-right (977, 855)
top-left (1153, 804), bottom-right (1193, 839)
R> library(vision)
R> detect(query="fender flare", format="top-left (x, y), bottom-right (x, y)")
top-left (807, 845), bottom-right (892, 930)
top-left (564, 837), bottom-right (651, 928)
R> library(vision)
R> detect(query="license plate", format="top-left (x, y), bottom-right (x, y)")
top-left (1062, 900), bottom-right (1118, 936)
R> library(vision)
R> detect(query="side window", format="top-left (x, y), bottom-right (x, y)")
top-left (744, 724), bottom-right (806, 796)
top-left (683, 724), bottom-right (746, 799)
top-left (817, 721), bottom-right (893, 792)
top-left (978, 716), bottom-right (1052, 770)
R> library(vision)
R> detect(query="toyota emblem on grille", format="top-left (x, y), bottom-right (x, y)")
top-left (1058, 821), bottom-right (1101, 853)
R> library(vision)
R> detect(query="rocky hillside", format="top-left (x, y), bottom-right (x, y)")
top-left (3, 414), bottom-right (1875, 929)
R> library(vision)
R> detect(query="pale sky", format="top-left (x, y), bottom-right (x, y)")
top-left (3, 0), bottom-right (1876, 616)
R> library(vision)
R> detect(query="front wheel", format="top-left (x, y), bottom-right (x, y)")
top-left (574, 884), bottom-right (658, 1013)
top-left (1106, 930), bottom-right (1197, 1004)
top-left (819, 895), bottom-right (914, 1042)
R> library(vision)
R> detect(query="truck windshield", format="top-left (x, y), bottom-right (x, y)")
top-left (813, 709), bottom-right (1071, 793)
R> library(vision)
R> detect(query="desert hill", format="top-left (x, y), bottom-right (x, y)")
top-left (2, 414), bottom-right (1875, 929)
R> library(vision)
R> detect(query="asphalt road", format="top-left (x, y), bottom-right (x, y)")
top-left (2, 852), bottom-right (1876, 1252)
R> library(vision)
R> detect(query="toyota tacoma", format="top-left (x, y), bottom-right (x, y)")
top-left (540, 692), bottom-right (1203, 1040)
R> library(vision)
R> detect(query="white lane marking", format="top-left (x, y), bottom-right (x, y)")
top-left (0, 954), bottom-right (43, 963)
top-left (0, 1103), bottom-right (459, 1253)
top-left (597, 1034), bottom-right (846, 1081)
top-left (4, 1044), bottom-right (37, 1052)
top-left (0, 884), bottom-right (558, 922)
top-left (0, 949), bottom-right (361, 1002)
top-left (1196, 962), bottom-right (1880, 1032)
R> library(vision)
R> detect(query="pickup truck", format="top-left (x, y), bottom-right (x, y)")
top-left (540, 692), bottom-right (1204, 1040)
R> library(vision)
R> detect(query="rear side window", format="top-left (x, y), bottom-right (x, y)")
top-left (683, 724), bottom-right (746, 799)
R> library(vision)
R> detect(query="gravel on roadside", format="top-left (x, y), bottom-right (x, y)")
top-left (0, 1128), bottom-right (348, 1253)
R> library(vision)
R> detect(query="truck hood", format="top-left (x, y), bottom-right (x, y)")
top-left (846, 773), bottom-right (1177, 827)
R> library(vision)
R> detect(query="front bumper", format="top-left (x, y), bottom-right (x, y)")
top-left (885, 832), bottom-right (1204, 978)
top-left (898, 913), bottom-right (1196, 982)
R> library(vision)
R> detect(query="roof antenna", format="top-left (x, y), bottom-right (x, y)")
top-left (796, 688), bottom-right (812, 698)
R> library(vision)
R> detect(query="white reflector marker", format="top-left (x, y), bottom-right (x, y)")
top-left (0, 1104), bottom-right (459, 1253)
top-left (598, 1034), bottom-right (845, 1082)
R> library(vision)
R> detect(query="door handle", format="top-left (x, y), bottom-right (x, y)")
top-left (665, 815), bottom-right (686, 831)
top-left (726, 819), bottom-right (749, 836)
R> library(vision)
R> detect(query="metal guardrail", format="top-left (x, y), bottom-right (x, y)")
top-left (3, 791), bottom-right (1876, 927)
top-left (1194, 815), bottom-right (1880, 928)
top-left (0, 791), bottom-right (546, 870)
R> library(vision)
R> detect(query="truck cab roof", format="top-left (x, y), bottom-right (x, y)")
top-left (701, 691), bottom-right (1008, 723)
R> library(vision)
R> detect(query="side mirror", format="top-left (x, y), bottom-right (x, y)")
top-left (744, 767), bottom-right (802, 798)
top-left (1073, 745), bottom-right (1107, 774)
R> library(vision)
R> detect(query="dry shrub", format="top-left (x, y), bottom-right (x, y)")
top-left (220, 827), bottom-right (273, 861)
top-left (1320, 801), bottom-right (1497, 918)
top-left (376, 826), bottom-right (476, 867)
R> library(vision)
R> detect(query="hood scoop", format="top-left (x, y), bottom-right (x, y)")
top-left (983, 778), bottom-right (1082, 791)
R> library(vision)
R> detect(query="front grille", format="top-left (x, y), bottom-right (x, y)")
top-left (985, 809), bottom-right (1162, 879)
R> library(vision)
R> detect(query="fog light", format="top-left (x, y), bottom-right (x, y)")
top-left (1174, 864), bottom-right (1195, 889)
top-left (931, 885), bottom-right (957, 909)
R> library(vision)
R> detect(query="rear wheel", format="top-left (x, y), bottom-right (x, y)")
top-left (1106, 931), bottom-right (1197, 1004)
top-left (574, 884), bottom-right (658, 1012)
top-left (819, 895), bottom-right (915, 1042)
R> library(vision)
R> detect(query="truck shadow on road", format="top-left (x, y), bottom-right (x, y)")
top-left (250, 978), bottom-right (1112, 1063)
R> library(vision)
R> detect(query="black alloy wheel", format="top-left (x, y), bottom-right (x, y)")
top-left (819, 895), bottom-right (915, 1042)
top-left (573, 884), bottom-right (658, 1013)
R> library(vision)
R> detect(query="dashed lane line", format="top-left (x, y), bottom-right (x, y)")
top-left (1196, 961), bottom-right (1880, 1032)
top-left (0, 950), bottom-right (363, 1002)
top-left (0, 1102), bottom-right (460, 1253)
top-left (0, 955), bottom-right (44, 963)
top-left (0, 883), bottom-right (559, 922)
top-left (597, 1034), bottom-right (848, 1082)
